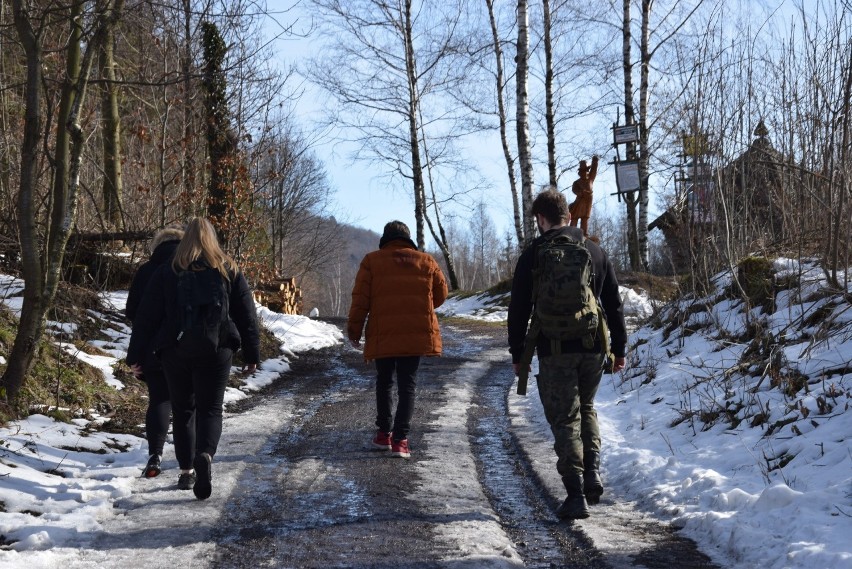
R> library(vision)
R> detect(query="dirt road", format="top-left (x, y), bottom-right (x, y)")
top-left (204, 319), bottom-right (718, 568)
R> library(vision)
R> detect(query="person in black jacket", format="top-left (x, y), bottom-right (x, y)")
top-left (125, 224), bottom-right (185, 478)
top-left (127, 217), bottom-right (260, 500)
top-left (508, 188), bottom-right (627, 520)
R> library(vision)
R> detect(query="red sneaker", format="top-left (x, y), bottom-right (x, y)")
top-left (391, 439), bottom-right (411, 458)
top-left (372, 430), bottom-right (392, 450)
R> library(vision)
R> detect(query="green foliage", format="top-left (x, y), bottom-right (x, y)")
top-left (201, 21), bottom-right (228, 126)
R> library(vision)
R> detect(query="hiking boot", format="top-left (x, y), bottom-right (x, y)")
top-left (583, 451), bottom-right (604, 505)
top-left (142, 454), bottom-right (162, 478)
top-left (558, 473), bottom-right (590, 520)
top-left (390, 439), bottom-right (411, 458)
top-left (556, 494), bottom-right (590, 520)
top-left (372, 430), bottom-right (392, 450)
top-left (193, 453), bottom-right (213, 500)
top-left (177, 471), bottom-right (196, 490)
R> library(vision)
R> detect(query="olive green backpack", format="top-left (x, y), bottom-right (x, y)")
top-left (516, 234), bottom-right (611, 394)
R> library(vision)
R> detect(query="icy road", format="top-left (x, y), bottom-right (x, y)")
top-left (48, 320), bottom-right (716, 569)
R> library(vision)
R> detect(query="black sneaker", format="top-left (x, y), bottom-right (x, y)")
top-left (142, 454), bottom-right (162, 478)
top-left (177, 471), bottom-right (196, 490)
top-left (192, 453), bottom-right (212, 500)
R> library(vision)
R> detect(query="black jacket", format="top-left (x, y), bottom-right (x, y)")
top-left (126, 240), bottom-right (180, 324)
top-left (507, 226), bottom-right (627, 363)
top-left (125, 240), bottom-right (180, 373)
top-left (126, 262), bottom-right (261, 367)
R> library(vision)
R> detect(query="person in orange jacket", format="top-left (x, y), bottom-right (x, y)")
top-left (347, 220), bottom-right (448, 459)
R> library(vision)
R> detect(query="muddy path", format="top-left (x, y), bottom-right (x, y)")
top-left (207, 318), bottom-right (718, 569)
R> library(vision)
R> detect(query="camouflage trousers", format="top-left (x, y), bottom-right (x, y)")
top-left (536, 352), bottom-right (605, 477)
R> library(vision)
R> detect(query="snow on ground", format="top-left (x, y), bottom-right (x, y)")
top-left (436, 291), bottom-right (508, 322)
top-left (414, 355), bottom-right (523, 567)
top-left (445, 272), bottom-right (850, 569)
top-left (0, 281), bottom-right (341, 562)
top-left (1, 262), bottom-right (850, 568)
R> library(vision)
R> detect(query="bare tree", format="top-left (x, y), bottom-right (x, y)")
top-left (542, 0), bottom-right (557, 188)
top-left (305, 0), bottom-right (473, 288)
top-left (99, 2), bottom-right (124, 229)
top-left (254, 123), bottom-right (337, 281)
top-left (486, 0), bottom-right (524, 247)
top-left (2, 0), bottom-right (124, 400)
top-left (469, 200), bottom-right (501, 289)
top-left (516, 0), bottom-right (536, 246)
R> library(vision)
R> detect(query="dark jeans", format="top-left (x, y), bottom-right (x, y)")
top-left (142, 368), bottom-right (172, 457)
top-left (375, 356), bottom-right (420, 442)
top-left (160, 347), bottom-right (232, 470)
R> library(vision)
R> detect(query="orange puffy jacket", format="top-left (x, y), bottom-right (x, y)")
top-left (347, 240), bottom-right (448, 361)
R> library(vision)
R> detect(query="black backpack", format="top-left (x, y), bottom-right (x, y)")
top-left (174, 266), bottom-right (230, 357)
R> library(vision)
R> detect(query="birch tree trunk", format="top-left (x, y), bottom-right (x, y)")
top-left (516, 0), bottom-right (535, 245)
top-left (543, 0), bottom-right (557, 189)
top-left (622, 0), bottom-right (641, 270)
top-left (402, 0), bottom-right (427, 250)
top-left (486, 0), bottom-right (523, 247)
top-left (418, 107), bottom-right (461, 290)
top-left (638, 0), bottom-right (651, 271)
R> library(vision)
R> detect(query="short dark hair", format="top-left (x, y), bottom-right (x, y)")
top-left (531, 189), bottom-right (570, 225)
top-left (383, 220), bottom-right (410, 237)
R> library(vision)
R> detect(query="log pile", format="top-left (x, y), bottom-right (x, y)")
top-left (254, 277), bottom-right (302, 315)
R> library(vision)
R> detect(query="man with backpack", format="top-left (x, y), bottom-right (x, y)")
top-left (508, 189), bottom-right (627, 520)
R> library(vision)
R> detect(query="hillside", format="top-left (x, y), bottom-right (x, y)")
top-left (438, 256), bottom-right (851, 568)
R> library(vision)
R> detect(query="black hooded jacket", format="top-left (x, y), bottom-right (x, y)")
top-left (125, 240), bottom-right (179, 373)
top-left (126, 239), bottom-right (180, 324)
top-left (507, 225), bottom-right (627, 363)
top-left (126, 260), bottom-right (261, 368)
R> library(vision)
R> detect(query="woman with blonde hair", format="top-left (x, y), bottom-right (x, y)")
top-left (127, 217), bottom-right (260, 500)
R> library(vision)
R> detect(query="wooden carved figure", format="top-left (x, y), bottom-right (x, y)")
top-left (569, 155), bottom-right (598, 236)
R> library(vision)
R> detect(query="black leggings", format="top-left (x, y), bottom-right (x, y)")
top-left (142, 368), bottom-right (172, 456)
top-left (160, 347), bottom-right (232, 470)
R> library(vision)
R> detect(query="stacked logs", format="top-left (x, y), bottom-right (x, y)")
top-left (254, 277), bottom-right (303, 315)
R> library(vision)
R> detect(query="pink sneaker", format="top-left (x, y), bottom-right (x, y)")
top-left (372, 430), bottom-right (392, 450)
top-left (391, 439), bottom-right (411, 458)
